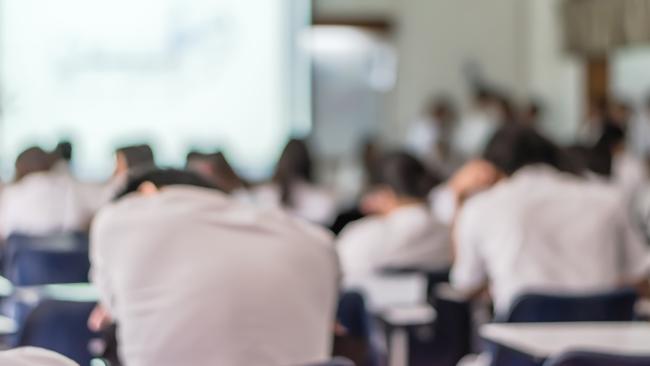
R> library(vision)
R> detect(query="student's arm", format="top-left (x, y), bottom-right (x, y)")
top-left (617, 200), bottom-right (650, 296)
top-left (88, 210), bottom-right (117, 329)
top-left (449, 200), bottom-right (489, 298)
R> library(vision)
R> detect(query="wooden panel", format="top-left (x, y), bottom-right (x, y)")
top-left (585, 57), bottom-right (609, 106)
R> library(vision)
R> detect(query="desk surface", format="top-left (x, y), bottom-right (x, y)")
top-left (343, 273), bottom-right (428, 313)
top-left (481, 322), bottom-right (650, 359)
top-left (15, 283), bottom-right (99, 303)
top-left (0, 315), bottom-right (17, 335)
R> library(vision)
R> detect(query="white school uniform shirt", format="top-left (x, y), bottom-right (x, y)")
top-left (452, 165), bottom-right (650, 316)
top-left (612, 151), bottom-right (648, 198)
top-left (0, 347), bottom-right (78, 366)
top-left (90, 186), bottom-right (339, 366)
top-left (0, 171), bottom-right (98, 238)
top-left (251, 181), bottom-right (338, 226)
top-left (337, 204), bottom-right (452, 279)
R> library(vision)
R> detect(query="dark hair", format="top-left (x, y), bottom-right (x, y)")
top-left (116, 144), bottom-right (155, 171)
top-left (186, 151), bottom-right (246, 193)
top-left (273, 139), bottom-right (313, 206)
top-left (55, 141), bottom-right (73, 162)
top-left (116, 169), bottom-right (216, 199)
top-left (15, 147), bottom-right (53, 181)
top-left (483, 125), bottom-right (581, 176)
top-left (371, 151), bottom-right (441, 199)
top-left (586, 122), bottom-right (626, 176)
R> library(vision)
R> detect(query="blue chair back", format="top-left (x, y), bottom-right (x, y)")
top-left (491, 289), bottom-right (638, 366)
top-left (544, 351), bottom-right (650, 366)
top-left (505, 289), bottom-right (638, 323)
top-left (5, 233), bottom-right (90, 286)
top-left (305, 358), bottom-right (355, 366)
top-left (18, 299), bottom-right (98, 366)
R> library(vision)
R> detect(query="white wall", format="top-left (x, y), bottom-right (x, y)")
top-left (391, 0), bottom-right (528, 142)
top-left (314, 0), bottom-right (584, 144)
top-left (525, 0), bottom-right (583, 143)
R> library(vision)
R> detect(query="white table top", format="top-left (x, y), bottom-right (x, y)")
top-left (343, 273), bottom-right (428, 313)
top-left (379, 304), bottom-right (437, 327)
top-left (0, 315), bottom-right (18, 335)
top-left (481, 322), bottom-right (650, 359)
top-left (14, 283), bottom-right (99, 304)
top-left (0, 276), bottom-right (13, 297)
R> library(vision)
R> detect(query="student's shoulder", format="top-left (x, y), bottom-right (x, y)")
top-left (253, 203), bottom-right (335, 247)
top-left (337, 215), bottom-right (383, 242)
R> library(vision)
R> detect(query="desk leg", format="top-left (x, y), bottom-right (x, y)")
top-left (389, 328), bottom-right (408, 366)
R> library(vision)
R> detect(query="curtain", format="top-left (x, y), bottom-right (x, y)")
top-left (563, 0), bottom-right (650, 56)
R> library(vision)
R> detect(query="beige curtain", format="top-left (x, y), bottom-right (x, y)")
top-left (563, 0), bottom-right (650, 56)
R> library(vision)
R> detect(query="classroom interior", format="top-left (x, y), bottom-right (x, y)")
top-left (1, 1), bottom-right (650, 366)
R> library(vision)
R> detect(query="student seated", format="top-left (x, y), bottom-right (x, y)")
top-left (0, 347), bottom-right (78, 366)
top-left (337, 151), bottom-right (451, 280)
top-left (90, 169), bottom-right (339, 366)
top-left (0, 147), bottom-right (98, 238)
top-left (251, 139), bottom-right (338, 226)
top-left (451, 125), bottom-right (650, 316)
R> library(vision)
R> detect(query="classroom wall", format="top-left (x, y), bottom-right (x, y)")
top-left (314, 0), bottom-right (584, 144)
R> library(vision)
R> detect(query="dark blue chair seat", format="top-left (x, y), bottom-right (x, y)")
top-left (18, 299), bottom-right (98, 366)
top-left (543, 351), bottom-right (650, 366)
top-left (504, 288), bottom-right (638, 323)
top-left (490, 289), bottom-right (639, 366)
top-left (305, 358), bottom-right (355, 366)
top-left (5, 233), bottom-right (90, 286)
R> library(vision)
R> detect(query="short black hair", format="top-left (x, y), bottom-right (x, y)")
top-left (371, 151), bottom-right (441, 199)
top-left (483, 125), bottom-right (580, 176)
top-left (116, 144), bottom-right (155, 170)
top-left (116, 169), bottom-right (217, 199)
top-left (55, 141), bottom-right (73, 162)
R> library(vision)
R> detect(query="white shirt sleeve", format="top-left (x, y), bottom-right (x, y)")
top-left (0, 347), bottom-right (79, 366)
top-left (429, 185), bottom-right (458, 225)
top-left (617, 201), bottom-right (650, 281)
top-left (89, 210), bottom-right (116, 316)
top-left (450, 200), bottom-right (488, 293)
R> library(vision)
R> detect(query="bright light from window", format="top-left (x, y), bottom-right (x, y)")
top-left (0, 0), bottom-right (310, 179)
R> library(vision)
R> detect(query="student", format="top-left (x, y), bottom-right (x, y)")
top-left (114, 144), bottom-right (156, 177)
top-left (186, 151), bottom-right (247, 194)
top-left (90, 169), bottom-right (339, 366)
top-left (628, 95), bottom-right (650, 157)
top-left (0, 347), bottom-right (78, 366)
top-left (252, 139), bottom-right (337, 226)
top-left (0, 147), bottom-right (96, 238)
top-left (451, 86), bottom-right (501, 160)
top-left (451, 125), bottom-right (650, 316)
top-left (405, 96), bottom-right (460, 175)
top-left (337, 152), bottom-right (451, 280)
top-left (588, 123), bottom-right (648, 197)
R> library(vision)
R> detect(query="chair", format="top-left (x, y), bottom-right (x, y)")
top-left (305, 358), bottom-right (355, 366)
top-left (504, 288), bottom-right (638, 323)
top-left (490, 289), bottom-right (639, 366)
top-left (5, 233), bottom-right (90, 286)
top-left (543, 351), bottom-right (650, 366)
top-left (6, 232), bottom-right (89, 252)
top-left (17, 299), bottom-right (98, 366)
top-left (335, 292), bottom-right (376, 366)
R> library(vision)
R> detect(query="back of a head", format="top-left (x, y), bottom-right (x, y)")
top-left (595, 122), bottom-right (625, 152)
top-left (274, 138), bottom-right (313, 205)
top-left (373, 151), bottom-right (441, 199)
top-left (55, 141), bottom-right (73, 162)
top-left (15, 147), bottom-right (53, 181)
top-left (483, 125), bottom-right (579, 176)
top-left (117, 168), bottom-right (216, 199)
top-left (117, 144), bottom-right (155, 171)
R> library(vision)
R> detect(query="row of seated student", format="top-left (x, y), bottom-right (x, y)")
top-left (88, 124), bottom-right (647, 366)
top-left (1, 124), bottom-right (650, 365)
